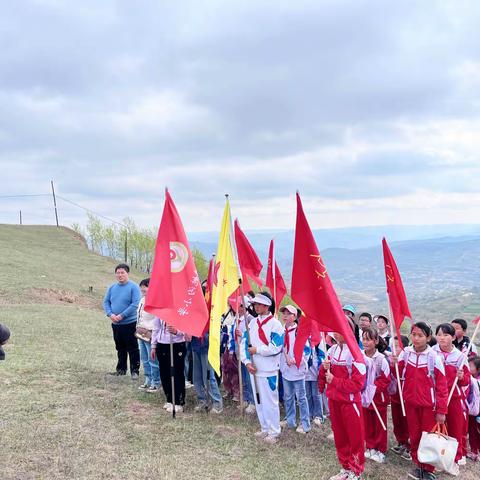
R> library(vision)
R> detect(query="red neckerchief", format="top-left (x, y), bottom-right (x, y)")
top-left (284, 325), bottom-right (297, 354)
top-left (256, 315), bottom-right (273, 345)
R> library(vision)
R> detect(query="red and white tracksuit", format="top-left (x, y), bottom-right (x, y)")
top-left (363, 351), bottom-right (390, 453)
top-left (319, 344), bottom-right (366, 476)
top-left (432, 344), bottom-right (471, 462)
top-left (468, 375), bottom-right (480, 455)
top-left (398, 346), bottom-right (448, 473)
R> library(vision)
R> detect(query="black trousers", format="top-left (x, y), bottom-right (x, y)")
top-left (156, 342), bottom-right (186, 405)
top-left (111, 322), bottom-right (140, 374)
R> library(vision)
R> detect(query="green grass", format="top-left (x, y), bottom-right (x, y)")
top-left (0, 225), bottom-right (478, 479)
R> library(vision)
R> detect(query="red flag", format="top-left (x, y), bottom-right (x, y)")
top-left (144, 190), bottom-right (208, 337)
top-left (291, 193), bottom-right (363, 368)
top-left (382, 238), bottom-right (412, 345)
top-left (234, 219), bottom-right (263, 291)
top-left (266, 239), bottom-right (287, 307)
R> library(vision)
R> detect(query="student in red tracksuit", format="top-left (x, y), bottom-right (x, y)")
top-left (434, 323), bottom-right (471, 468)
top-left (387, 335), bottom-right (411, 460)
top-left (362, 328), bottom-right (390, 464)
top-left (467, 356), bottom-right (480, 461)
top-left (395, 322), bottom-right (448, 480)
top-left (319, 329), bottom-right (366, 480)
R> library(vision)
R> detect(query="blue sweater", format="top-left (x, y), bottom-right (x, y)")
top-left (103, 281), bottom-right (141, 325)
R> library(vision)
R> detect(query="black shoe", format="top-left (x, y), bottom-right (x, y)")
top-left (107, 370), bottom-right (127, 376)
top-left (422, 473), bottom-right (435, 480)
top-left (407, 467), bottom-right (423, 480)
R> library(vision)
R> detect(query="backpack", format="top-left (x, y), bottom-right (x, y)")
top-left (467, 378), bottom-right (480, 416)
top-left (346, 354), bottom-right (381, 408)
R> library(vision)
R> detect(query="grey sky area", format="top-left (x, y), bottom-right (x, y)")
top-left (1, 0), bottom-right (480, 231)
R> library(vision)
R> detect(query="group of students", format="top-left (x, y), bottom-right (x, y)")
top-left (104, 264), bottom-right (480, 480)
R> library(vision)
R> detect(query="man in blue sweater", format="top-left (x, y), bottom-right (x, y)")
top-left (103, 263), bottom-right (141, 378)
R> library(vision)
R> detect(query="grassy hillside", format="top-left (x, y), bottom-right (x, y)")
top-left (0, 225), bottom-right (477, 479)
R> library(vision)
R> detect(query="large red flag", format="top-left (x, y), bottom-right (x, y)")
top-left (266, 239), bottom-right (287, 307)
top-left (234, 219), bottom-right (263, 291)
top-left (144, 190), bottom-right (208, 337)
top-left (291, 193), bottom-right (363, 368)
top-left (382, 238), bottom-right (412, 344)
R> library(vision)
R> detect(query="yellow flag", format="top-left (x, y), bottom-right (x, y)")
top-left (208, 198), bottom-right (240, 375)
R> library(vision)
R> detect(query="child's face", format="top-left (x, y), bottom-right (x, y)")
top-left (436, 329), bottom-right (453, 350)
top-left (254, 303), bottom-right (269, 316)
top-left (282, 312), bottom-right (295, 326)
top-left (393, 339), bottom-right (402, 352)
top-left (469, 361), bottom-right (478, 377)
top-left (362, 334), bottom-right (377, 353)
top-left (411, 326), bottom-right (430, 351)
top-left (452, 323), bottom-right (464, 340)
top-left (140, 285), bottom-right (148, 297)
top-left (359, 316), bottom-right (371, 330)
top-left (377, 318), bottom-right (387, 331)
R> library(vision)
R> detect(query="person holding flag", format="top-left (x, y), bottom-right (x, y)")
top-left (291, 193), bottom-right (366, 480)
top-left (240, 293), bottom-right (284, 444)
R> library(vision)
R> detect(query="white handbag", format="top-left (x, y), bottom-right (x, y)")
top-left (418, 423), bottom-right (459, 476)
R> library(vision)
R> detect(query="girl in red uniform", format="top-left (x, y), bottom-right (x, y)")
top-left (362, 328), bottom-right (390, 463)
top-left (433, 323), bottom-right (471, 469)
top-left (396, 322), bottom-right (448, 480)
top-left (319, 327), bottom-right (366, 480)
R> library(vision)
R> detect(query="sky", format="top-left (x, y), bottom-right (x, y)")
top-left (1, 0), bottom-right (480, 232)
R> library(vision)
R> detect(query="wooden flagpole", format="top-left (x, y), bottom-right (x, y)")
top-left (388, 298), bottom-right (407, 417)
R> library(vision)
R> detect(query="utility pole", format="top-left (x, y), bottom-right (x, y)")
top-left (19, 210), bottom-right (22, 225)
top-left (51, 180), bottom-right (59, 227)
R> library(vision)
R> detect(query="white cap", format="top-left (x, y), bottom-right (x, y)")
top-left (279, 305), bottom-right (297, 315)
top-left (251, 293), bottom-right (272, 307)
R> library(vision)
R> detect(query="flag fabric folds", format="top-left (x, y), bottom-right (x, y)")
top-left (382, 238), bottom-right (412, 344)
top-left (266, 239), bottom-right (287, 308)
top-left (144, 190), bottom-right (208, 337)
top-left (208, 198), bottom-right (240, 375)
top-left (291, 193), bottom-right (363, 368)
top-left (234, 219), bottom-right (263, 291)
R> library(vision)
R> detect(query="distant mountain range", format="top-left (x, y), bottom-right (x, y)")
top-left (189, 224), bottom-right (480, 324)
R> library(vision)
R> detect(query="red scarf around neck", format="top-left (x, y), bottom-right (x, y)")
top-left (256, 315), bottom-right (273, 345)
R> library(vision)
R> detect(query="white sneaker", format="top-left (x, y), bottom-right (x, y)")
top-left (245, 404), bottom-right (256, 414)
top-left (166, 404), bottom-right (183, 413)
top-left (185, 381), bottom-right (194, 389)
top-left (458, 456), bottom-right (466, 466)
top-left (328, 470), bottom-right (349, 480)
top-left (364, 449), bottom-right (373, 459)
top-left (263, 435), bottom-right (278, 444)
top-left (327, 432), bottom-right (334, 440)
top-left (194, 403), bottom-right (208, 412)
top-left (296, 425), bottom-right (309, 434)
top-left (163, 402), bottom-right (172, 410)
top-left (279, 420), bottom-right (288, 427)
top-left (211, 406), bottom-right (223, 414)
top-left (346, 472), bottom-right (362, 480)
top-left (450, 463), bottom-right (460, 476)
top-left (370, 451), bottom-right (385, 463)
top-left (313, 416), bottom-right (324, 426)
top-left (254, 430), bottom-right (268, 438)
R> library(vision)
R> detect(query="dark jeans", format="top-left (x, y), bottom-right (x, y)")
top-left (156, 342), bottom-right (186, 405)
top-left (111, 322), bottom-right (140, 374)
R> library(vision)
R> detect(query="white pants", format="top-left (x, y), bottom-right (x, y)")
top-left (250, 373), bottom-right (280, 437)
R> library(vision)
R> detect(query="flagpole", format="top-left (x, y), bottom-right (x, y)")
top-left (387, 298), bottom-right (406, 417)
top-left (227, 195), bottom-right (260, 405)
top-left (169, 333), bottom-right (176, 418)
top-left (271, 240), bottom-right (277, 314)
top-left (371, 399), bottom-right (387, 431)
top-left (447, 316), bottom-right (480, 406)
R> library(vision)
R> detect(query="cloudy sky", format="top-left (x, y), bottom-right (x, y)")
top-left (1, 0), bottom-right (480, 232)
